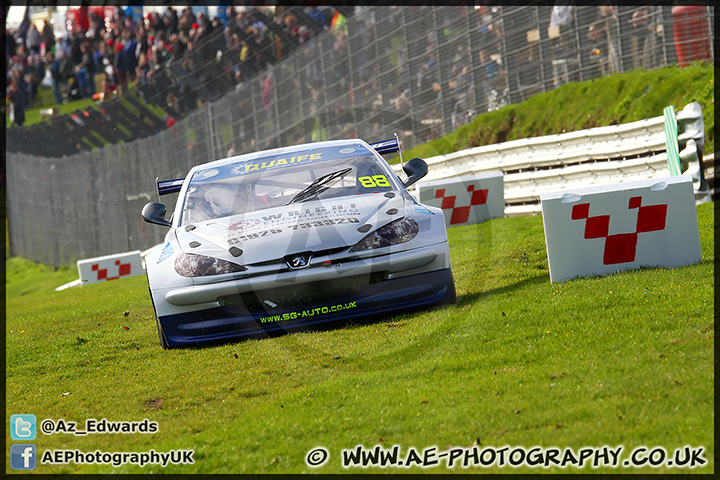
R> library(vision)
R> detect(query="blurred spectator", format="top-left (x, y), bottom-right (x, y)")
top-left (391, 85), bottom-right (411, 115)
top-left (135, 28), bottom-right (150, 59)
top-left (166, 8), bottom-right (180, 31)
top-left (474, 7), bottom-right (501, 75)
top-left (8, 81), bottom-right (26, 126)
top-left (58, 49), bottom-right (76, 83)
top-left (589, 6), bottom-right (620, 74)
top-left (135, 54), bottom-right (151, 86)
top-left (449, 65), bottom-right (473, 127)
top-left (197, 12), bottom-right (213, 36)
top-left (123, 15), bottom-right (138, 35)
top-left (102, 56), bottom-right (118, 89)
top-left (307, 7), bottom-right (327, 29)
top-left (87, 12), bottom-right (105, 43)
top-left (39, 20), bottom-right (55, 54)
top-left (152, 39), bottom-right (172, 67)
top-left (26, 23), bottom-right (42, 54)
top-left (77, 41), bottom-right (96, 97)
top-left (233, 66), bottom-right (247, 90)
top-left (549, 4), bottom-right (574, 54)
top-left (6, 27), bottom-right (16, 61)
top-left (30, 52), bottom-right (46, 82)
top-left (163, 14), bottom-right (179, 37)
top-left (148, 12), bottom-right (164, 35)
top-left (99, 73), bottom-right (118, 102)
top-left (169, 32), bottom-right (185, 58)
top-left (115, 28), bottom-right (138, 93)
top-left (630, 8), bottom-right (657, 70)
top-left (70, 28), bottom-right (85, 66)
top-left (397, 46), bottom-right (409, 83)
top-left (226, 29), bottom-right (241, 51)
top-left (417, 46), bottom-right (440, 116)
top-left (224, 7), bottom-right (237, 27)
top-left (179, 8), bottom-right (195, 37)
top-left (93, 40), bottom-right (108, 76)
top-left (330, 8), bottom-right (348, 36)
top-left (302, 46), bottom-right (321, 89)
top-left (16, 6), bottom-right (31, 50)
top-left (56, 35), bottom-right (72, 59)
top-left (46, 52), bottom-right (63, 104)
top-left (450, 65), bottom-right (472, 97)
top-left (75, 6), bottom-right (90, 34)
top-left (75, 62), bottom-right (90, 98)
top-left (298, 25), bottom-right (312, 44)
top-left (23, 58), bottom-right (41, 107)
top-left (261, 68), bottom-right (275, 125)
top-left (239, 39), bottom-right (252, 71)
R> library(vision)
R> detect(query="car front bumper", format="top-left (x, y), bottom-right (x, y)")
top-left (164, 246), bottom-right (439, 306)
top-left (158, 267), bottom-right (454, 347)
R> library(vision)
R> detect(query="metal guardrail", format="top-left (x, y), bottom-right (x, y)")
top-left (394, 110), bottom-right (707, 216)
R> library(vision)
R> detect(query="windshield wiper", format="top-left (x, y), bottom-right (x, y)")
top-left (286, 167), bottom-right (353, 205)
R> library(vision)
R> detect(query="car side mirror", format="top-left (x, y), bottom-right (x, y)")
top-left (402, 157), bottom-right (428, 188)
top-left (142, 202), bottom-right (172, 227)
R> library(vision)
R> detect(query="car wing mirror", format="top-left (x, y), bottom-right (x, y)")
top-left (142, 202), bottom-right (172, 227)
top-left (402, 157), bottom-right (428, 188)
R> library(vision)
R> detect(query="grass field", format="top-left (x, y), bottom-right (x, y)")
top-left (5, 202), bottom-right (713, 474)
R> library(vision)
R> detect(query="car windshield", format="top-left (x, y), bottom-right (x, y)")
top-left (180, 144), bottom-right (398, 225)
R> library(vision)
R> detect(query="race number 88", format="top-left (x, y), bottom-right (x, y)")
top-left (358, 175), bottom-right (391, 188)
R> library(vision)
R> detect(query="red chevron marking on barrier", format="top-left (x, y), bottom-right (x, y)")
top-left (91, 260), bottom-right (132, 281)
top-left (434, 185), bottom-right (489, 225)
top-left (571, 197), bottom-right (668, 265)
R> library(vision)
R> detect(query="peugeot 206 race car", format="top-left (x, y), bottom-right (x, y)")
top-left (142, 138), bottom-right (455, 348)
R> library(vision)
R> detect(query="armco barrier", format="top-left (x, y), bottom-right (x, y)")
top-left (396, 104), bottom-right (707, 216)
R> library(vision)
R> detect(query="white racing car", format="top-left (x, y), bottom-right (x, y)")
top-left (142, 138), bottom-right (455, 348)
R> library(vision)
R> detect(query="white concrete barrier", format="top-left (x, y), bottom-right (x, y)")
top-left (541, 175), bottom-right (701, 283)
top-left (395, 104), bottom-right (707, 216)
top-left (77, 251), bottom-right (144, 285)
top-left (417, 172), bottom-right (504, 227)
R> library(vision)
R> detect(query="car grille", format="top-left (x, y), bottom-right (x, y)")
top-left (248, 246), bottom-right (349, 269)
top-left (219, 272), bottom-right (388, 314)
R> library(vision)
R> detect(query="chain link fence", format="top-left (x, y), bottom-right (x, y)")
top-left (6, 5), bottom-right (714, 267)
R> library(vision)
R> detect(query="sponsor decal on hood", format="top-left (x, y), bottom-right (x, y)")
top-left (175, 193), bottom-right (407, 264)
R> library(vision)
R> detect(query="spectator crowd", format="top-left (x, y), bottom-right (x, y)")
top-left (6, 4), bottom-right (673, 139)
top-left (6, 6), bottom-right (346, 126)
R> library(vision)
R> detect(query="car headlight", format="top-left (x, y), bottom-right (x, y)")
top-left (174, 253), bottom-right (247, 277)
top-left (350, 217), bottom-right (419, 252)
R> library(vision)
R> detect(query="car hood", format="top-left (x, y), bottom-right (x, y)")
top-left (175, 192), bottom-right (408, 265)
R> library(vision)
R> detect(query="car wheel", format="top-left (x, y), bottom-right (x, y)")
top-left (148, 284), bottom-right (170, 349)
top-left (156, 317), bottom-right (170, 350)
top-left (443, 269), bottom-right (457, 305)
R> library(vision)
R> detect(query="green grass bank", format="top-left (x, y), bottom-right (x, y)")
top-left (5, 203), bottom-right (713, 474)
top-left (398, 62), bottom-right (714, 162)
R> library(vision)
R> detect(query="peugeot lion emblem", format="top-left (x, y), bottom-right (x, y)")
top-left (287, 253), bottom-right (312, 270)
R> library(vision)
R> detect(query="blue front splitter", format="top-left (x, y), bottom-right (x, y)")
top-left (159, 268), bottom-right (454, 347)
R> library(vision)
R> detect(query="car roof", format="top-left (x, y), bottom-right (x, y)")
top-left (191, 139), bottom-right (376, 174)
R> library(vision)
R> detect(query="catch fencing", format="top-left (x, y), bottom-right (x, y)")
top-left (5, 5), bottom-right (714, 267)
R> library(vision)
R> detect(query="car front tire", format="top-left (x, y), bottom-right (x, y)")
top-left (156, 317), bottom-right (170, 350)
top-left (148, 284), bottom-right (170, 349)
top-left (443, 269), bottom-right (457, 305)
